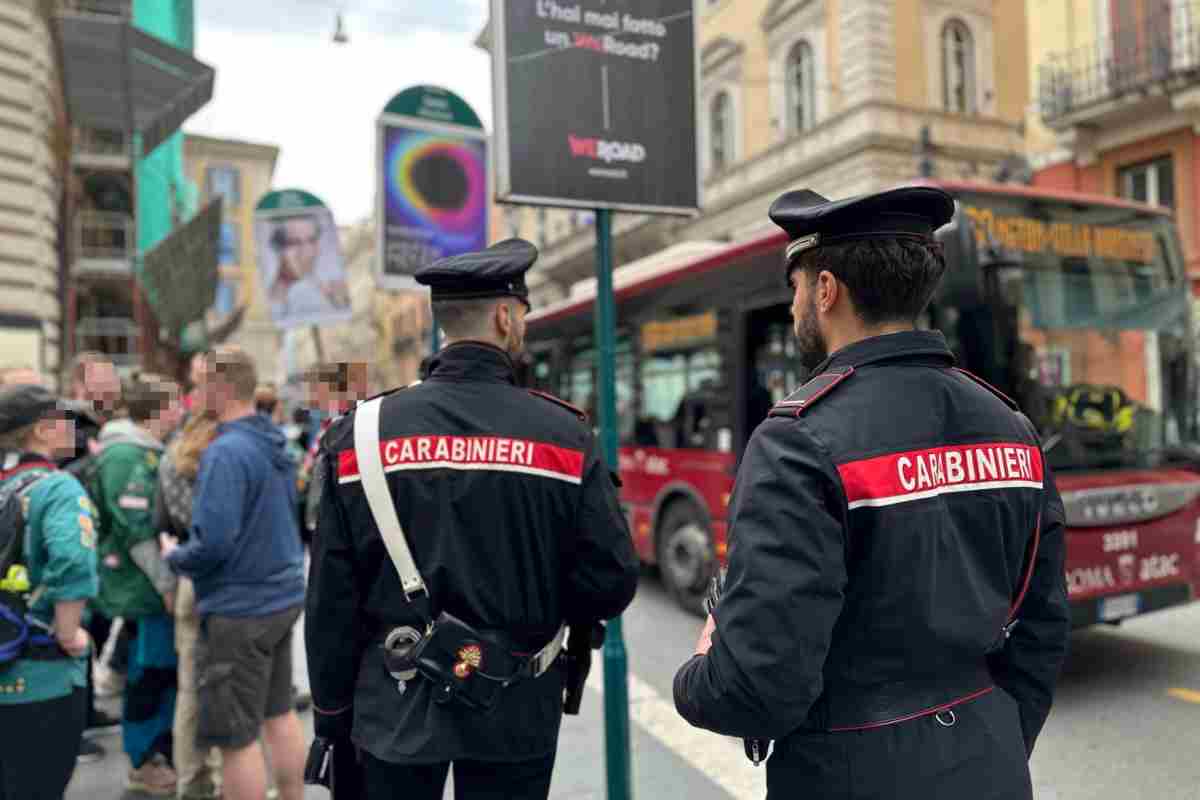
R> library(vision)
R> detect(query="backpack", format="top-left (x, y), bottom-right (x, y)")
top-left (0, 461), bottom-right (57, 667)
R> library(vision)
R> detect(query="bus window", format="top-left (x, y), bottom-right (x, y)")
top-left (565, 342), bottom-right (594, 416)
top-left (529, 349), bottom-right (554, 392)
top-left (957, 191), bottom-right (1192, 469)
top-left (754, 319), bottom-right (804, 405)
top-left (616, 338), bottom-right (635, 445)
top-left (639, 346), bottom-right (723, 449)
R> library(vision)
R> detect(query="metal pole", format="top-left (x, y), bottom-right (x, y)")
top-left (310, 325), bottom-right (326, 364)
top-left (595, 208), bottom-right (631, 800)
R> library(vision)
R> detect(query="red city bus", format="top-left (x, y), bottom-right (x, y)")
top-left (525, 180), bottom-right (1200, 625)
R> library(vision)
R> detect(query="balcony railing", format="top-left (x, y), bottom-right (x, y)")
top-left (75, 211), bottom-right (133, 265)
top-left (74, 318), bottom-right (138, 367)
top-left (59, 0), bottom-right (131, 17)
top-left (73, 127), bottom-right (128, 160)
top-left (1040, 9), bottom-right (1200, 124)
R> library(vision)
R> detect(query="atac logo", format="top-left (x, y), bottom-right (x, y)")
top-left (618, 450), bottom-right (670, 477)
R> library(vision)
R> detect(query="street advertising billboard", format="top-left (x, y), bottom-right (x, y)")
top-left (253, 189), bottom-right (352, 330)
top-left (377, 86), bottom-right (489, 290)
top-left (491, 0), bottom-right (699, 215)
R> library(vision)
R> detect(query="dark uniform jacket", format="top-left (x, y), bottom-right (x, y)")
top-left (306, 342), bottom-right (639, 764)
top-left (674, 331), bottom-right (1070, 800)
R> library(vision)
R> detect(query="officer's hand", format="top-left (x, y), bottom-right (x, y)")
top-left (694, 614), bottom-right (716, 656)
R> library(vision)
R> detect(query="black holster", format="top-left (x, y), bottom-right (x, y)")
top-left (304, 737), bottom-right (364, 797)
top-left (382, 611), bottom-right (545, 711)
top-left (563, 621), bottom-right (605, 715)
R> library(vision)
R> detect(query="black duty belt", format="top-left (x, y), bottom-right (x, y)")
top-left (814, 666), bottom-right (994, 732)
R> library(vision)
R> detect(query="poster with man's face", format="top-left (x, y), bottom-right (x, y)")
top-left (253, 207), bottom-right (352, 329)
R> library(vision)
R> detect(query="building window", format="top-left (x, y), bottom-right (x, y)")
top-left (786, 41), bottom-right (816, 133)
top-left (218, 222), bottom-right (240, 266)
top-left (941, 19), bottom-right (975, 114)
top-left (710, 91), bottom-right (733, 173)
top-left (213, 269), bottom-right (241, 316)
top-left (206, 164), bottom-right (241, 207)
top-left (1120, 156), bottom-right (1176, 209)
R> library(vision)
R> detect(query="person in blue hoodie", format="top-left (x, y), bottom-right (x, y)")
top-left (160, 346), bottom-right (306, 800)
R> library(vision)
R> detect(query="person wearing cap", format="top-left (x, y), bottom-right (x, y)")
top-left (304, 238), bottom-right (639, 800)
top-left (0, 384), bottom-right (98, 799)
top-left (673, 187), bottom-right (1070, 799)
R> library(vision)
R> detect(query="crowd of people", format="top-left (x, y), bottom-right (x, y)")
top-left (0, 349), bottom-right (366, 800)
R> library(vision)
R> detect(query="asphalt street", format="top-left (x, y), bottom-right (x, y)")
top-left (66, 573), bottom-right (1200, 799)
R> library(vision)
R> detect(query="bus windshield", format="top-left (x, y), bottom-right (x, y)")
top-left (947, 193), bottom-right (1195, 472)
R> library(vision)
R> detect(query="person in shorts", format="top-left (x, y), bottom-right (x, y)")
top-left (161, 347), bottom-right (306, 800)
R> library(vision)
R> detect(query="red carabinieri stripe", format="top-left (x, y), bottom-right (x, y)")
top-left (338, 435), bottom-right (585, 486)
top-left (837, 442), bottom-right (1044, 511)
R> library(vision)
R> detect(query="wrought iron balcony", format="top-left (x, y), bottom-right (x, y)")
top-left (58, 0), bottom-right (131, 17)
top-left (74, 318), bottom-right (139, 367)
top-left (73, 126), bottom-right (129, 163)
top-left (1039, 10), bottom-right (1200, 126)
top-left (74, 211), bottom-right (134, 274)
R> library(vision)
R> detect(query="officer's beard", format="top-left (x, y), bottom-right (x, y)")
top-left (795, 292), bottom-right (828, 373)
top-left (504, 326), bottom-right (525, 359)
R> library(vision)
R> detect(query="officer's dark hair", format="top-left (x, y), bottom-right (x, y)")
top-left (431, 298), bottom-right (516, 341)
top-left (789, 238), bottom-right (946, 325)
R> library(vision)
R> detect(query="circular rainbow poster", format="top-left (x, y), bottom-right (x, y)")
top-left (381, 125), bottom-right (488, 285)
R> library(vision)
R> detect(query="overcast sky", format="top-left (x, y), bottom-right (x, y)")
top-left (186, 0), bottom-right (492, 225)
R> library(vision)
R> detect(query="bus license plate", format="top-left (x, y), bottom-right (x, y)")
top-left (1100, 593), bottom-right (1140, 622)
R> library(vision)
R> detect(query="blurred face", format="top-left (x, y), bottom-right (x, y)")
top-left (33, 415), bottom-right (75, 459)
top-left (279, 218), bottom-right (320, 280)
top-left (189, 354), bottom-right (207, 391)
top-left (0, 368), bottom-right (43, 387)
top-left (202, 365), bottom-right (237, 416)
top-left (82, 362), bottom-right (121, 415)
top-left (157, 391), bottom-right (183, 433)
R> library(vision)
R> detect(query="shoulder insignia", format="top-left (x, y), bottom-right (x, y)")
top-left (950, 367), bottom-right (1019, 411)
top-left (768, 366), bottom-right (855, 418)
top-left (363, 383), bottom-right (411, 405)
top-left (528, 390), bottom-right (588, 422)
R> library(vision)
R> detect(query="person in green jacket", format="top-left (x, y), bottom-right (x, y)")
top-left (93, 374), bottom-right (183, 797)
top-left (0, 384), bottom-right (98, 800)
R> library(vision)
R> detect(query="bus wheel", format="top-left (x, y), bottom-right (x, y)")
top-left (656, 502), bottom-right (714, 617)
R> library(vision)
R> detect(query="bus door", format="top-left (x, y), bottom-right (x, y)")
top-left (737, 302), bottom-right (802, 455)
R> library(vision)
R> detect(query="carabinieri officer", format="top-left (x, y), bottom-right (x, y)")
top-left (305, 239), bottom-right (639, 800)
top-left (673, 187), bottom-right (1071, 800)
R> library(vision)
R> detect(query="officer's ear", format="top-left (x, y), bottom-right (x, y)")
top-left (494, 299), bottom-right (513, 340)
top-left (815, 270), bottom-right (840, 314)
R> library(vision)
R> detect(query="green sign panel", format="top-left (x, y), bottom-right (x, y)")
top-left (382, 85), bottom-right (483, 129)
top-left (255, 188), bottom-right (327, 213)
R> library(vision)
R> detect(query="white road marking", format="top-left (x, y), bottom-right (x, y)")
top-left (587, 666), bottom-right (765, 800)
top-left (586, 666), bottom-right (1060, 800)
